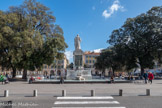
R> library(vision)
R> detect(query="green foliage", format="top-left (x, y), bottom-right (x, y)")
top-left (108, 6), bottom-right (162, 74)
top-left (95, 47), bottom-right (124, 74)
top-left (67, 62), bottom-right (73, 69)
top-left (0, 0), bottom-right (67, 78)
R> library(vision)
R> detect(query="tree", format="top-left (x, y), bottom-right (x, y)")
top-left (108, 6), bottom-right (162, 75)
top-left (67, 63), bottom-right (73, 69)
top-left (0, 10), bottom-right (24, 77)
top-left (95, 47), bottom-right (124, 76)
top-left (0, 0), bottom-right (67, 78)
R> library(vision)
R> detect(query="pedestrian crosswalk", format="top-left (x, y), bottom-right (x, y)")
top-left (55, 101), bottom-right (119, 105)
top-left (52, 96), bottom-right (126, 108)
top-left (52, 107), bottom-right (125, 108)
top-left (57, 97), bottom-right (114, 99)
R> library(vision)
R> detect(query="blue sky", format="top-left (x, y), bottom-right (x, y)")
top-left (0, 0), bottom-right (162, 62)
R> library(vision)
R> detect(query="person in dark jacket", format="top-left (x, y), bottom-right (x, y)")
top-left (29, 76), bottom-right (35, 84)
top-left (143, 72), bottom-right (148, 84)
top-left (60, 76), bottom-right (64, 84)
top-left (110, 75), bottom-right (115, 84)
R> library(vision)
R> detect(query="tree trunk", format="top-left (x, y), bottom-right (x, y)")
top-left (102, 69), bottom-right (105, 76)
top-left (102, 70), bottom-right (105, 77)
top-left (12, 67), bottom-right (16, 78)
top-left (22, 69), bottom-right (27, 79)
top-left (112, 68), bottom-right (115, 76)
top-left (141, 67), bottom-right (144, 76)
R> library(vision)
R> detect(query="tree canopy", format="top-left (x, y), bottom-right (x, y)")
top-left (108, 6), bottom-right (162, 75)
top-left (95, 6), bottom-right (162, 75)
top-left (95, 46), bottom-right (124, 75)
top-left (0, 0), bottom-right (67, 78)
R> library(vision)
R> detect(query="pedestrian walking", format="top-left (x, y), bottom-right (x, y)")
top-left (60, 76), bottom-right (64, 84)
top-left (29, 76), bottom-right (35, 84)
top-left (110, 75), bottom-right (115, 84)
top-left (0, 74), bottom-right (4, 84)
top-left (5, 73), bottom-right (9, 80)
top-left (143, 72), bottom-right (148, 84)
top-left (148, 72), bottom-right (154, 84)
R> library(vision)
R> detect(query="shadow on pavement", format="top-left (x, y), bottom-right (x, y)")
top-left (138, 95), bottom-right (147, 96)
top-left (24, 96), bottom-right (34, 97)
top-left (111, 95), bottom-right (120, 97)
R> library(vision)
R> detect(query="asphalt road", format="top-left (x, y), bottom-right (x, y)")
top-left (0, 96), bottom-right (162, 108)
top-left (0, 80), bottom-right (162, 108)
top-left (1, 80), bottom-right (162, 97)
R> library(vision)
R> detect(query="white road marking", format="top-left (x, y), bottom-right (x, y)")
top-left (57, 97), bottom-right (114, 99)
top-left (52, 107), bottom-right (126, 108)
top-left (54, 101), bottom-right (119, 104)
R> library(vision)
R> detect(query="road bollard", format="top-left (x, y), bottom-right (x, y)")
top-left (91, 90), bottom-right (95, 96)
top-left (33, 90), bottom-right (37, 97)
top-left (62, 90), bottom-right (66, 97)
top-left (4, 90), bottom-right (9, 97)
top-left (146, 89), bottom-right (150, 96)
top-left (119, 89), bottom-right (123, 96)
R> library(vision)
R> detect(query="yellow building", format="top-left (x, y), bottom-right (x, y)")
top-left (42, 55), bottom-right (69, 76)
top-left (83, 51), bottom-right (100, 68)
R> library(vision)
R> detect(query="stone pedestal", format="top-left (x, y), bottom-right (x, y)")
top-left (73, 49), bottom-right (84, 70)
top-left (66, 69), bottom-right (92, 80)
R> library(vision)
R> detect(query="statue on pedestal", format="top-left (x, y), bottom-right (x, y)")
top-left (66, 34), bottom-right (92, 80)
top-left (74, 34), bottom-right (81, 50)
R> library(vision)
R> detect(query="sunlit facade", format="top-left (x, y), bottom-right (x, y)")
top-left (42, 55), bottom-right (69, 76)
top-left (83, 51), bottom-right (100, 68)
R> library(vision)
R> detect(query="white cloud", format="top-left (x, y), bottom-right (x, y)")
top-left (65, 50), bottom-right (73, 62)
top-left (102, 10), bottom-right (111, 18)
top-left (102, 0), bottom-right (124, 19)
top-left (90, 48), bottom-right (104, 53)
top-left (92, 6), bottom-right (96, 10)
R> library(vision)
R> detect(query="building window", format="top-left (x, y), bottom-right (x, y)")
top-left (89, 60), bottom-right (91, 63)
top-left (86, 60), bottom-right (88, 63)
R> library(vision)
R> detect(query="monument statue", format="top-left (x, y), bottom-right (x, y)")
top-left (66, 34), bottom-right (92, 80)
top-left (74, 34), bottom-right (81, 50)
